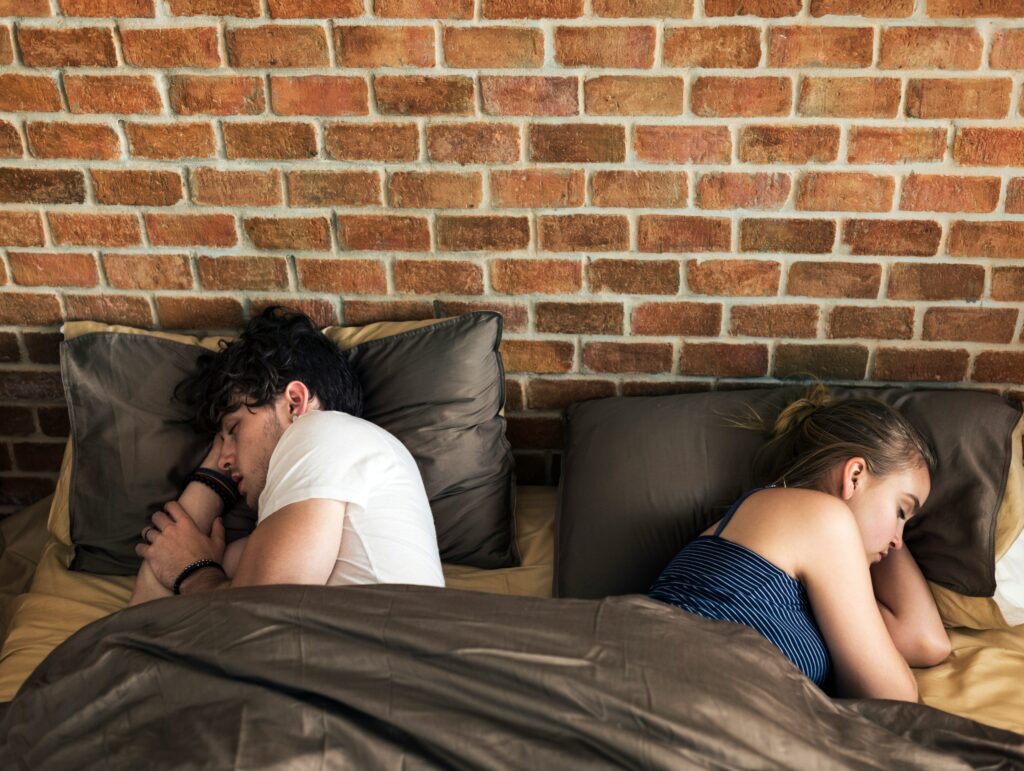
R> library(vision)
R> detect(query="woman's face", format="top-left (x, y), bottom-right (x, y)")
top-left (846, 462), bottom-right (932, 563)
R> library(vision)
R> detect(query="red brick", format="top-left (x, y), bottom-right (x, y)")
top-left (65, 75), bottom-right (161, 114)
top-left (0, 293), bottom-right (61, 325)
top-left (555, 26), bottom-right (655, 67)
top-left (775, 344), bottom-right (868, 380)
top-left (491, 170), bottom-right (584, 208)
top-left (224, 122), bottom-right (317, 159)
top-left (146, 213), bottom-right (237, 248)
top-left (426, 123), bottom-right (520, 164)
top-left (1004, 178), bottom-right (1024, 213)
top-left (436, 301), bottom-right (529, 332)
top-left (0, 168), bottom-right (85, 204)
top-left (0, 333), bottom-right (20, 363)
top-left (0, 0), bottom-right (51, 13)
top-left (663, 26), bottom-right (759, 68)
top-left (0, 407), bottom-right (35, 436)
top-left (0, 477), bottom-right (57, 507)
top-left (874, 348), bottom-right (969, 383)
top-left (502, 340), bottom-right (575, 373)
top-left (37, 406), bottom-right (69, 437)
top-left (492, 259), bottom-right (582, 294)
top-left (104, 254), bottom-right (193, 290)
top-left (196, 256), bottom-right (288, 291)
top-left (847, 127), bottom-right (946, 164)
top-left (797, 172), bottom-right (894, 212)
top-left (484, 0), bottom-right (582, 16)
top-left (270, 76), bottom-right (368, 116)
top-left (121, 26), bottom-right (220, 67)
top-left (438, 216), bottom-right (531, 251)
top-left (593, 0), bottom-right (691, 13)
top-left (923, 308), bottom-right (1017, 343)
top-left (388, 172), bottom-right (481, 209)
top-left (638, 215), bottom-right (730, 253)
top-left (507, 420), bottom-right (563, 454)
top-left (811, 0), bottom-right (912, 15)
top-left (0, 213), bottom-right (45, 247)
top-left (156, 297), bottom-right (244, 330)
top-left (631, 302), bottom-right (721, 335)
top-left (0, 370), bottom-right (64, 401)
top-left (526, 378), bottom-right (615, 410)
top-left (787, 261), bottom-right (880, 298)
top-left (125, 122), bottom-right (215, 159)
top-left (20, 333), bottom-right (59, 366)
top-left (888, 263), bottom-right (984, 301)
top-left (540, 215), bottom-right (628, 252)
top-left (585, 76), bottom-right (684, 116)
top-left (738, 125), bottom-right (839, 164)
top-left (741, 218), bottom-right (834, 253)
top-left (530, 124), bottom-right (625, 162)
top-left (226, 25), bottom-right (328, 68)
top-left (376, 0), bottom-right (473, 17)
top-left (991, 28), bottom-right (1024, 68)
top-left (954, 128), bottom-right (1024, 166)
top-left (26, 122), bottom-right (119, 160)
top-left (973, 352), bottom-right (1024, 385)
top-left (696, 173), bottom-right (789, 210)
top-left (589, 259), bottom-right (679, 295)
top-left (49, 213), bottom-right (141, 247)
top-left (92, 170), bottom-right (183, 206)
top-left (59, 0), bottom-right (154, 13)
top-left (842, 219), bottom-right (941, 256)
top-left (250, 298), bottom-right (337, 328)
top-left (948, 221), bottom-right (1024, 258)
top-left (10, 442), bottom-right (62, 472)
top-left (168, 75), bottom-right (265, 115)
top-left (730, 304), bottom-right (818, 338)
top-left (269, 0), bottom-right (362, 16)
top-left (592, 171), bottom-right (687, 208)
top-left (65, 294), bottom-right (153, 327)
top-left (288, 171), bottom-right (380, 207)
top-left (0, 120), bottom-right (19, 157)
top-left (692, 77), bottom-right (791, 117)
top-left (537, 302), bottom-right (623, 334)
top-left (768, 26), bottom-right (873, 68)
top-left (339, 216), bottom-right (430, 251)
top-left (880, 26), bottom-right (982, 69)
top-left (929, 0), bottom-right (1024, 17)
top-left (0, 75), bottom-right (61, 112)
top-left (634, 125), bottom-right (731, 164)
top-left (342, 300), bottom-right (434, 325)
top-left (680, 342), bottom-right (768, 377)
top-left (296, 258), bottom-right (387, 294)
top-left (908, 78), bottom-right (1011, 119)
top-left (18, 26), bottom-right (116, 67)
top-left (992, 267), bottom-right (1024, 301)
top-left (798, 77), bottom-right (900, 117)
top-left (481, 76), bottom-right (578, 116)
top-left (900, 175), bottom-right (999, 213)
top-left (707, 0), bottom-right (800, 13)
top-left (443, 26), bottom-right (541, 68)
top-left (9, 252), bottom-right (97, 287)
top-left (828, 306), bottom-right (914, 340)
top-left (191, 168), bottom-right (282, 207)
top-left (687, 259), bottom-right (780, 296)
top-left (324, 122), bottom-right (419, 161)
top-left (375, 76), bottom-right (474, 115)
top-left (244, 217), bottom-right (331, 251)
top-left (584, 342), bottom-right (672, 373)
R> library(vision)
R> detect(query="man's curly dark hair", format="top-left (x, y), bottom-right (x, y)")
top-left (175, 306), bottom-right (363, 434)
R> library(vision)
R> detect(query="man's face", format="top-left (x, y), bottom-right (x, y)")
top-left (216, 396), bottom-right (290, 510)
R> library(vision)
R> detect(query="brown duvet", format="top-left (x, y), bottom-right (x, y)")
top-left (1, 585), bottom-right (1021, 770)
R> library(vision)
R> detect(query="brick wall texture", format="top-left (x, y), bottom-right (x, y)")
top-left (2, 0), bottom-right (1024, 507)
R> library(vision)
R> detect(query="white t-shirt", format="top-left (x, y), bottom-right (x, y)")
top-left (257, 410), bottom-right (445, 588)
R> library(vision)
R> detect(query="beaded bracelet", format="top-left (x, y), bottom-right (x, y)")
top-left (173, 559), bottom-right (225, 595)
top-left (189, 467), bottom-right (239, 509)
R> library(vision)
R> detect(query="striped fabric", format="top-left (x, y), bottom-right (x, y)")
top-left (648, 489), bottom-right (833, 689)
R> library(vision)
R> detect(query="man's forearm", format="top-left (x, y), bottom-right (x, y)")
top-left (178, 564), bottom-right (231, 595)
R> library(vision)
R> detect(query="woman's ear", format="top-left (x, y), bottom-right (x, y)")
top-left (839, 456), bottom-right (867, 501)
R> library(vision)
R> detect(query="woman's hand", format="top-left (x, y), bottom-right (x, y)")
top-left (201, 434), bottom-right (224, 470)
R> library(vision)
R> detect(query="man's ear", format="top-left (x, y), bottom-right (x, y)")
top-left (283, 381), bottom-right (313, 417)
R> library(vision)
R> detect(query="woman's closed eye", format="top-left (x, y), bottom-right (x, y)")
top-left (897, 507), bottom-right (906, 521)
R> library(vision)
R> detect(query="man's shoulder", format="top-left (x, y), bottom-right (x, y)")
top-left (290, 410), bottom-right (401, 454)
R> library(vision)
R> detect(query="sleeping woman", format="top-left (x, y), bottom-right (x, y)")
top-left (648, 385), bottom-right (952, 702)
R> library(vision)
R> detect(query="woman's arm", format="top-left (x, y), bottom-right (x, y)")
top-left (870, 545), bottom-right (951, 668)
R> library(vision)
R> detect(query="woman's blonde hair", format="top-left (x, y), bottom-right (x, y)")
top-left (749, 384), bottom-right (937, 491)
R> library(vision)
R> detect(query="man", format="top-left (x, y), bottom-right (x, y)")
top-left (129, 307), bottom-right (445, 605)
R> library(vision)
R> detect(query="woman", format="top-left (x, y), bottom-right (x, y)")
top-left (648, 385), bottom-right (952, 701)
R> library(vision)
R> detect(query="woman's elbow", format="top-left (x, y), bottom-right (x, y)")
top-left (908, 631), bottom-right (952, 669)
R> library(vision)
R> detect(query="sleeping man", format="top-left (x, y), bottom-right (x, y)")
top-left (129, 306), bottom-right (445, 605)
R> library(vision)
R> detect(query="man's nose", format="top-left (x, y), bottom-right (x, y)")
top-left (217, 443), bottom-right (234, 472)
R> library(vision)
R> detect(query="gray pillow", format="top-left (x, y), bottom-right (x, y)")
top-left (62, 312), bottom-right (516, 574)
top-left (556, 387), bottom-right (1021, 599)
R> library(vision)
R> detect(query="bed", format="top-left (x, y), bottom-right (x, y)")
top-left (0, 315), bottom-right (1022, 768)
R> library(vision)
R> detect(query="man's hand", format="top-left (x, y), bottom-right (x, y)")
top-left (136, 501), bottom-right (226, 591)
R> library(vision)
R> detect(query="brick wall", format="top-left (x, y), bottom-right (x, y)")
top-left (2, 0), bottom-right (1024, 510)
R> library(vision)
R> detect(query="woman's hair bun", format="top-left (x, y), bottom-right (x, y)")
top-left (769, 382), bottom-right (831, 439)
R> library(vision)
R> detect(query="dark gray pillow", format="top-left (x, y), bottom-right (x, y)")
top-left (62, 311), bottom-right (516, 574)
top-left (556, 387), bottom-right (1021, 599)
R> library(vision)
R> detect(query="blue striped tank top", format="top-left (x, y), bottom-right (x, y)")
top-left (648, 487), bottom-right (834, 689)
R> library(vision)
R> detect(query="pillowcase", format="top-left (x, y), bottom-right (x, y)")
top-left (556, 387), bottom-right (1022, 600)
top-left (54, 311), bottom-right (516, 574)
